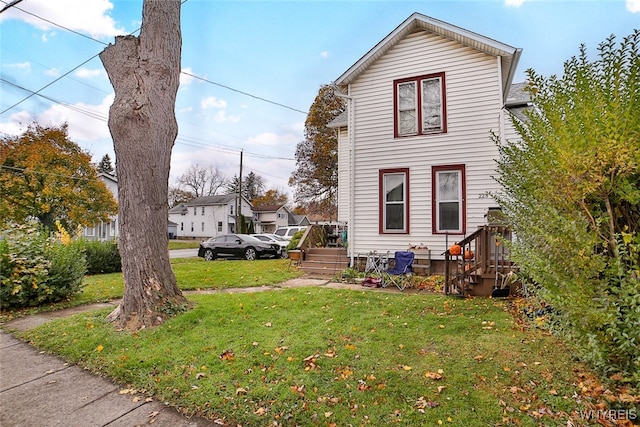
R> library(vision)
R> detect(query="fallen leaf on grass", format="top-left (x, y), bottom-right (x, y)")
top-left (220, 350), bottom-right (235, 361)
top-left (290, 384), bottom-right (305, 396)
top-left (274, 346), bottom-right (289, 354)
top-left (416, 396), bottom-right (439, 413)
top-left (425, 371), bottom-right (443, 380)
top-left (303, 354), bottom-right (320, 371)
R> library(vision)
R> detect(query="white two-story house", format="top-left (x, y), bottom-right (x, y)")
top-left (168, 194), bottom-right (253, 239)
top-left (252, 204), bottom-right (291, 234)
top-left (83, 172), bottom-right (118, 241)
top-left (330, 12), bottom-right (523, 266)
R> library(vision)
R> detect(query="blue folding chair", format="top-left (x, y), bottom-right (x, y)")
top-left (382, 251), bottom-right (414, 291)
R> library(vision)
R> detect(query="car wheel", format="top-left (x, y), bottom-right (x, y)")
top-left (203, 249), bottom-right (215, 261)
top-left (281, 250), bottom-right (289, 259)
top-left (244, 247), bottom-right (257, 260)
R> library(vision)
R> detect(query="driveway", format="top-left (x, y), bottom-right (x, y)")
top-left (169, 248), bottom-right (198, 258)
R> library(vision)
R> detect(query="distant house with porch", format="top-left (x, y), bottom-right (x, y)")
top-left (168, 194), bottom-right (253, 239)
top-left (330, 12), bottom-right (525, 278)
top-left (82, 172), bottom-right (118, 241)
top-left (252, 204), bottom-right (290, 234)
top-left (252, 204), bottom-right (311, 234)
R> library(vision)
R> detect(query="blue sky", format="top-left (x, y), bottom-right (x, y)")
top-left (1, 0), bottom-right (638, 196)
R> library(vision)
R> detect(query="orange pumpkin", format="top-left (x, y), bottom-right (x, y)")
top-left (449, 244), bottom-right (462, 256)
top-left (464, 250), bottom-right (474, 260)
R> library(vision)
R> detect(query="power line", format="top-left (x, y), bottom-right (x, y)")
top-left (1, 0), bottom-right (307, 118)
top-left (181, 71), bottom-right (307, 115)
top-left (0, 0), bottom-right (24, 14)
top-left (1, 78), bottom-right (296, 162)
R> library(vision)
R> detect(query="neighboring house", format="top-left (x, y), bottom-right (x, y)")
top-left (168, 221), bottom-right (178, 239)
top-left (83, 172), bottom-right (118, 241)
top-left (252, 204), bottom-right (291, 234)
top-left (251, 204), bottom-right (311, 233)
top-left (289, 213), bottom-right (310, 227)
top-left (330, 12), bottom-right (524, 264)
top-left (168, 194), bottom-right (253, 239)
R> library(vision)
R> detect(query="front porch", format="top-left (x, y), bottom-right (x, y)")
top-left (443, 225), bottom-right (518, 297)
top-left (292, 225), bottom-right (517, 296)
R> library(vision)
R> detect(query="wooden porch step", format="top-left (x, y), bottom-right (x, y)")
top-left (299, 248), bottom-right (349, 278)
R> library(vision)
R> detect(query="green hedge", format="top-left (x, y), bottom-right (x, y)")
top-left (82, 239), bottom-right (121, 275)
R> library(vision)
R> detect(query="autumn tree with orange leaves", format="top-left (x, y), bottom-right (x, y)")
top-left (289, 84), bottom-right (345, 219)
top-left (0, 122), bottom-right (117, 231)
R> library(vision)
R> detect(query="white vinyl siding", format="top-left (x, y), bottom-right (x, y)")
top-left (338, 29), bottom-right (506, 258)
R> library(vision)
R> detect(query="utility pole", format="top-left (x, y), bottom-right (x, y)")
top-left (236, 150), bottom-right (243, 233)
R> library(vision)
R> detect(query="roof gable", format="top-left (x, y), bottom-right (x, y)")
top-left (252, 204), bottom-right (288, 213)
top-left (335, 12), bottom-right (522, 102)
top-left (188, 194), bottom-right (237, 206)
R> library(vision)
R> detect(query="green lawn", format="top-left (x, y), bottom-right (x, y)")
top-left (0, 258), bottom-right (302, 320)
top-left (17, 287), bottom-right (602, 426)
top-left (79, 258), bottom-right (303, 304)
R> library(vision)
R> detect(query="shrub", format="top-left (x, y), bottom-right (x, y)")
top-left (45, 239), bottom-right (87, 302)
top-left (82, 239), bottom-right (121, 274)
top-left (286, 230), bottom-right (305, 251)
top-left (0, 220), bottom-right (87, 309)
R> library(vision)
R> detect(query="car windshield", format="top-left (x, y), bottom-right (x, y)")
top-left (271, 235), bottom-right (287, 241)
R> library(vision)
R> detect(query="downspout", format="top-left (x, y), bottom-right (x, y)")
top-left (336, 87), bottom-right (355, 266)
top-left (348, 86), bottom-right (355, 267)
top-left (497, 56), bottom-right (505, 144)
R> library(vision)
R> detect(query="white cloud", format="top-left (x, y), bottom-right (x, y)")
top-left (6, 62), bottom-right (31, 72)
top-left (0, 94), bottom-right (114, 161)
top-left (320, 51), bottom-right (329, 59)
top-left (504, 0), bottom-right (527, 7)
top-left (180, 67), bottom-right (196, 88)
top-left (45, 68), bottom-right (61, 77)
top-left (627, 0), bottom-right (640, 13)
top-left (213, 110), bottom-right (241, 124)
top-left (75, 68), bottom-right (106, 79)
top-left (0, 0), bottom-right (125, 39)
top-left (201, 96), bottom-right (227, 109)
top-left (245, 131), bottom-right (299, 147)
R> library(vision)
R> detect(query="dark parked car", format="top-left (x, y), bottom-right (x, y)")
top-left (198, 234), bottom-right (279, 261)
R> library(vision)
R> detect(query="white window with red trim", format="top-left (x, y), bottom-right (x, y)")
top-left (379, 168), bottom-right (409, 234)
top-left (432, 165), bottom-right (465, 234)
top-left (394, 73), bottom-right (446, 137)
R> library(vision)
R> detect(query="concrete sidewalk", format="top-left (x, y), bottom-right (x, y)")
top-left (0, 331), bottom-right (217, 427)
top-left (0, 277), bottom-right (342, 426)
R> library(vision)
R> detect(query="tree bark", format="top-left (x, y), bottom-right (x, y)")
top-left (99, 0), bottom-right (188, 330)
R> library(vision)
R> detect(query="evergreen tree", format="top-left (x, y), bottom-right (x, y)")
top-left (97, 153), bottom-right (115, 175)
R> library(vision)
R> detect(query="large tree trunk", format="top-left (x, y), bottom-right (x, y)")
top-left (99, 0), bottom-right (188, 330)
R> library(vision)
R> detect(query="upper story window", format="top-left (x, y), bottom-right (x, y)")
top-left (201, 206), bottom-right (205, 215)
top-left (394, 73), bottom-right (446, 137)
